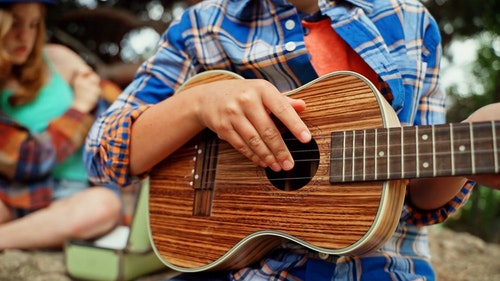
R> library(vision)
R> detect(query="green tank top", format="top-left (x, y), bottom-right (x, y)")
top-left (0, 61), bottom-right (88, 182)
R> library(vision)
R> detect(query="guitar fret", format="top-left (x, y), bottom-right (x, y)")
top-left (364, 129), bottom-right (376, 181)
top-left (401, 127), bottom-right (417, 178)
top-left (390, 127), bottom-right (402, 179)
top-left (415, 126), bottom-right (420, 178)
top-left (494, 122), bottom-right (499, 173)
top-left (342, 131), bottom-right (347, 182)
top-left (470, 123), bottom-right (476, 175)
top-left (329, 131), bottom-right (344, 183)
top-left (450, 124), bottom-right (456, 176)
top-left (352, 130), bottom-right (366, 182)
top-left (433, 124), bottom-right (452, 177)
top-left (352, 130), bottom-right (356, 182)
top-left (432, 125), bottom-right (437, 177)
top-left (363, 130), bottom-right (367, 181)
top-left (400, 127), bottom-right (404, 179)
top-left (387, 127), bottom-right (390, 179)
top-left (377, 128), bottom-right (388, 181)
top-left (451, 123), bottom-right (474, 175)
top-left (472, 121), bottom-right (497, 174)
top-left (388, 127), bottom-right (404, 179)
top-left (416, 126), bottom-right (435, 178)
top-left (374, 128), bottom-right (378, 181)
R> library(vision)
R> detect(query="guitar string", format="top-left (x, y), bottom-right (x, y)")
top-left (196, 133), bottom-right (497, 159)
top-left (183, 133), bottom-right (497, 182)
top-left (177, 122), bottom-right (498, 182)
top-left (197, 120), bottom-right (498, 152)
top-left (186, 159), bottom-right (495, 185)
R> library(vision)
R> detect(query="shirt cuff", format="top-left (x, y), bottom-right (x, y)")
top-left (402, 180), bottom-right (475, 226)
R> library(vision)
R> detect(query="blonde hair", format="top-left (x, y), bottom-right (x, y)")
top-left (0, 3), bottom-right (47, 106)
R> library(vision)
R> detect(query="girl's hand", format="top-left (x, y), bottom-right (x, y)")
top-left (71, 70), bottom-right (101, 114)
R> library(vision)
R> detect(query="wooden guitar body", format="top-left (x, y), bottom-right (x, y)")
top-left (148, 70), bottom-right (407, 272)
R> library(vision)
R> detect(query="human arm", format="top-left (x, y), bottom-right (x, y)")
top-left (408, 103), bottom-right (500, 210)
top-left (0, 109), bottom-right (94, 181)
top-left (461, 103), bottom-right (500, 189)
top-left (86, 67), bottom-right (310, 188)
top-left (129, 78), bottom-right (310, 176)
top-left (44, 44), bottom-right (102, 113)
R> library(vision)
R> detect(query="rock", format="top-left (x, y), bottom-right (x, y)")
top-left (0, 249), bottom-right (72, 281)
top-left (429, 226), bottom-right (500, 281)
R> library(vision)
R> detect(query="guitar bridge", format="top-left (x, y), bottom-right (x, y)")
top-left (192, 129), bottom-right (219, 217)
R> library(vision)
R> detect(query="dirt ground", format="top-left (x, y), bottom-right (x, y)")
top-left (0, 226), bottom-right (499, 281)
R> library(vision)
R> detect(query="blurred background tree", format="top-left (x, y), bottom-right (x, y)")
top-left (46, 0), bottom-right (500, 242)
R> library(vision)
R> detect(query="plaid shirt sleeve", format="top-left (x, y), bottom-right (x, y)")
top-left (84, 100), bottom-right (152, 187)
top-left (0, 108), bottom-right (94, 209)
top-left (402, 181), bottom-right (474, 226)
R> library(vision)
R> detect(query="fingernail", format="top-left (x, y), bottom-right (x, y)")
top-left (270, 162), bottom-right (281, 172)
top-left (301, 131), bottom-right (311, 142)
top-left (282, 160), bottom-right (294, 171)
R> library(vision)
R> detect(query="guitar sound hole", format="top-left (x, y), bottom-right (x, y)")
top-left (265, 132), bottom-right (320, 191)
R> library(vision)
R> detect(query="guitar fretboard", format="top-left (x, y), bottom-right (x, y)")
top-left (330, 121), bottom-right (499, 183)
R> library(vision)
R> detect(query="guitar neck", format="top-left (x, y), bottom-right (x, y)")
top-left (330, 121), bottom-right (500, 183)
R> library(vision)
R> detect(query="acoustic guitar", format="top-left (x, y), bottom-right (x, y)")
top-left (148, 70), bottom-right (499, 272)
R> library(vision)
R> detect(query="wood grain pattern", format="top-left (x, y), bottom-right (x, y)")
top-left (148, 70), bottom-right (407, 272)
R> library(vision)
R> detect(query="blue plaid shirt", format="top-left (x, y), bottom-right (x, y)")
top-left (85, 0), bottom-right (473, 280)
